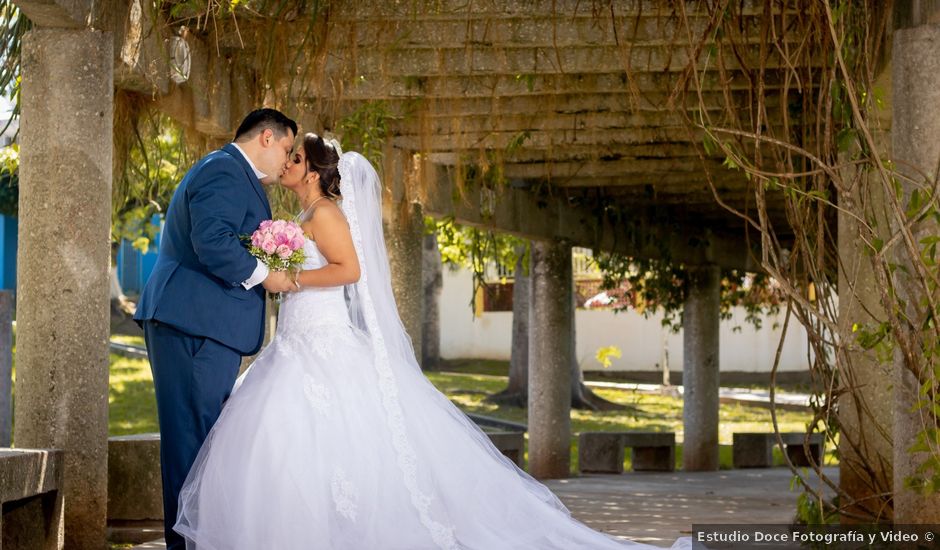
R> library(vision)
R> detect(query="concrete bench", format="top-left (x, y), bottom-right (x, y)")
top-left (578, 432), bottom-right (676, 474)
top-left (108, 434), bottom-right (163, 523)
top-left (486, 431), bottom-right (525, 469)
top-left (732, 432), bottom-right (825, 468)
top-left (0, 448), bottom-right (64, 550)
top-left (105, 430), bottom-right (528, 530)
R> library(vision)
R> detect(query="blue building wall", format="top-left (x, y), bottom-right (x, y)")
top-left (0, 213), bottom-right (164, 295)
top-left (116, 215), bottom-right (162, 294)
top-left (0, 214), bottom-right (16, 291)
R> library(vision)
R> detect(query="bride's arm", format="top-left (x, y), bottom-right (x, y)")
top-left (294, 204), bottom-right (361, 288)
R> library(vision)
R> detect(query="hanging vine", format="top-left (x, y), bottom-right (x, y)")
top-left (658, 0), bottom-right (939, 521)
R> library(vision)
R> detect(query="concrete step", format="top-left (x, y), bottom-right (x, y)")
top-left (130, 540), bottom-right (165, 549)
top-left (108, 520), bottom-right (163, 546)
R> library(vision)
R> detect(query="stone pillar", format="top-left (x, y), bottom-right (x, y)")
top-left (682, 263), bottom-right (720, 471)
top-left (14, 28), bottom-right (113, 550)
top-left (528, 239), bottom-right (572, 479)
top-left (421, 231), bottom-right (442, 369)
top-left (836, 143), bottom-right (894, 519)
top-left (0, 290), bottom-right (12, 447)
top-left (890, 20), bottom-right (940, 522)
top-left (386, 200), bottom-right (424, 364)
top-left (508, 245), bottom-right (530, 394)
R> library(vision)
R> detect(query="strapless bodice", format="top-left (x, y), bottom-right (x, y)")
top-left (277, 238), bottom-right (351, 331)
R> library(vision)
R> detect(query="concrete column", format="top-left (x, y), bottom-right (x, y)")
top-left (0, 290), bottom-right (11, 447)
top-left (421, 231), bottom-right (442, 369)
top-left (682, 263), bottom-right (720, 471)
top-left (890, 20), bottom-right (940, 521)
top-left (836, 145), bottom-right (894, 519)
top-left (508, 245), bottom-right (530, 394)
top-left (14, 28), bottom-right (112, 549)
top-left (386, 200), bottom-right (424, 363)
top-left (528, 239), bottom-right (572, 479)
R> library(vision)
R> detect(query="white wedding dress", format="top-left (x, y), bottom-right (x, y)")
top-left (175, 153), bottom-right (691, 550)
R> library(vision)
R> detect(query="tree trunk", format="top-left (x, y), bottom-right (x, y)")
top-left (422, 231), bottom-right (443, 370)
top-left (489, 243), bottom-right (626, 411)
top-left (569, 289), bottom-right (626, 411)
top-left (487, 244), bottom-right (529, 407)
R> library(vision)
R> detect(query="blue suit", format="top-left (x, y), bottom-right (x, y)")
top-left (134, 143), bottom-right (271, 549)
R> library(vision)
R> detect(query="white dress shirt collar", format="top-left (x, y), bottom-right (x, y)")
top-left (231, 142), bottom-right (268, 181)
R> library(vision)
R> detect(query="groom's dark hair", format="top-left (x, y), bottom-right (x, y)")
top-left (234, 108), bottom-right (298, 142)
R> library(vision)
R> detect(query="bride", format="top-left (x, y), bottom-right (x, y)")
top-left (174, 133), bottom-right (692, 550)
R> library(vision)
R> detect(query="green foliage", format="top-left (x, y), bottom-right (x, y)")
top-left (593, 253), bottom-right (782, 333)
top-left (0, 1), bottom-right (29, 130)
top-left (163, 0), bottom-right (241, 22)
top-left (432, 216), bottom-right (527, 310)
top-left (0, 144), bottom-right (17, 217)
top-left (433, 217), bottom-right (523, 272)
top-left (112, 112), bottom-right (195, 253)
top-left (337, 101), bottom-right (397, 168)
top-left (241, 237), bottom-right (306, 272)
top-left (852, 321), bottom-right (894, 363)
top-left (793, 487), bottom-right (839, 525)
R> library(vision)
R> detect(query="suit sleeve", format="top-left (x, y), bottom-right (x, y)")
top-left (187, 160), bottom-right (260, 286)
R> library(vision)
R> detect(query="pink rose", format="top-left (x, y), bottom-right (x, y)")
top-left (276, 244), bottom-right (292, 259)
top-left (271, 220), bottom-right (287, 233)
top-left (259, 220), bottom-right (273, 231)
top-left (251, 231), bottom-right (264, 247)
top-left (290, 236), bottom-right (304, 249)
top-left (274, 232), bottom-right (289, 246)
top-left (261, 238), bottom-right (277, 255)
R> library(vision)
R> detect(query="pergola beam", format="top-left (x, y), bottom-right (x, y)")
top-left (416, 161), bottom-right (760, 270)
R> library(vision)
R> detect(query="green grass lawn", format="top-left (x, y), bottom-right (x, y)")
top-left (107, 349), bottom-right (831, 473)
top-left (426, 370), bottom-right (830, 471)
top-left (109, 353), bottom-right (160, 435)
top-left (111, 334), bottom-right (145, 347)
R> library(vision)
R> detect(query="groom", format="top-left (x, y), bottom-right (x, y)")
top-left (135, 108), bottom-right (298, 549)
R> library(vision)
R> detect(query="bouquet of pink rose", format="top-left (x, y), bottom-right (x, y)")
top-left (243, 219), bottom-right (306, 272)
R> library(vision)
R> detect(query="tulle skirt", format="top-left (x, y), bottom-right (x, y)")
top-left (175, 320), bottom-right (690, 550)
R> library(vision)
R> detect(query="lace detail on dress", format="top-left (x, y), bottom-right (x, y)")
top-left (331, 468), bottom-right (358, 521)
top-left (275, 321), bottom-right (357, 361)
top-left (302, 375), bottom-right (331, 414)
top-left (275, 237), bottom-right (358, 360)
top-left (340, 164), bottom-right (458, 550)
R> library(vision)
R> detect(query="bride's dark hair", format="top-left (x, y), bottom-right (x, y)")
top-left (303, 133), bottom-right (341, 199)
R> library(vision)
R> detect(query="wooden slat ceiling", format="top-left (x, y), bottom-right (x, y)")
top-left (249, 0), bottom-right (813, 241)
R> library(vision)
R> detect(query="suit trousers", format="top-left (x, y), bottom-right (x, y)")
top-left (143, 320), bottom-right (241, 550)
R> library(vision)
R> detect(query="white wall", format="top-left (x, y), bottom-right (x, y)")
top-left (439, 267), bottom-right (810, 373)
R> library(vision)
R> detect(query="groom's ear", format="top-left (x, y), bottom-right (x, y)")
top-left (259, 128), bottom-right (274, 147)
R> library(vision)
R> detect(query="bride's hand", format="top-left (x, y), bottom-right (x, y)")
top-left (289, 268), bottom-right (302, 291)
top-left (262, 270), bottom-right (295, 293)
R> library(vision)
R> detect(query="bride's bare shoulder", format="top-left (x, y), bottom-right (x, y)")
top-left (312, 200), bottom-right (346, 225)
top-left (303, 200), bottom-right (348, 240)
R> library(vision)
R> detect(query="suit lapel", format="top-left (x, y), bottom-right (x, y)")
top-left (221, 143), bottom-right (272, 218)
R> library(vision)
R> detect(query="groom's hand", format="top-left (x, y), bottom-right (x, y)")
top-left (262, 270), bottom-right (295, 293)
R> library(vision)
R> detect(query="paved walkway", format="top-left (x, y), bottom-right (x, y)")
top-left (130, 467), bottom-right (837, 549)
top-left (584, 380), bottom-right (812, 410)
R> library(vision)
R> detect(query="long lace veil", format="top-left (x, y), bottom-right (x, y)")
top-left (337, 150), bottom-right (578, 550)
top-left (338, 151), bottom-right (420, 371)
top-left (337, 151), bottom-right (460, 547)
